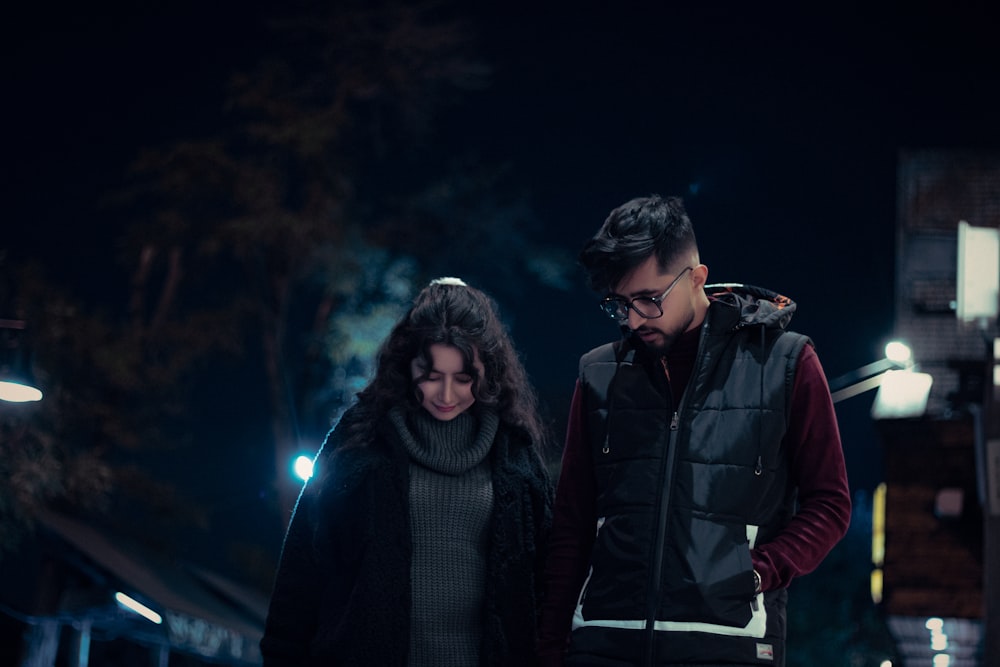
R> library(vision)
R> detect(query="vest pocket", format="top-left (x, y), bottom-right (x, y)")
top-left (577, 512), bottom-right (654, 622)
top-left (658, 513), bottom-right (755, 628)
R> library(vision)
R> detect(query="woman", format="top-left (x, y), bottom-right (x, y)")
top-left (260, 277), bottom-right (553, 666)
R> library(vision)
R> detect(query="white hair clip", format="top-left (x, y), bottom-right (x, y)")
top-left (429, 276), bottom-right (468, 287)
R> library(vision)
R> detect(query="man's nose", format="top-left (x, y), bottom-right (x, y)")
top-left (627, 308), bottom-right (645, 331)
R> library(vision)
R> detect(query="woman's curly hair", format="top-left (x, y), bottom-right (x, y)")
top-left (340, 277), bottom-right (548, 451)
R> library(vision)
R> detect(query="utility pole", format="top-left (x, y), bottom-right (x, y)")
top-left (981, 333), bottom-right (1000, 667)
top-left (957, 221), bottom-right (1000, 667)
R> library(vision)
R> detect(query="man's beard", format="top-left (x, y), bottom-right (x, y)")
top-left (643, 331), bottom-right (681, 356)
top-left (633, 312), bottom-right (694, 356)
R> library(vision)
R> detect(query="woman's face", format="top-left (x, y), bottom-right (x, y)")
top-left (410, 343), bottom-right (483, 421)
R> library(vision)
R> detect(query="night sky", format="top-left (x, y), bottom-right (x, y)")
top-left (5, 2), bottom-right (1000, 577)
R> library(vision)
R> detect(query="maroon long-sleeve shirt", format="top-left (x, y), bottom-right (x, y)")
top-left (536, 326), bottom-right (852, 666)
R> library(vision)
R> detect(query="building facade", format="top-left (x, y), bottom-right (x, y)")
top-left (877, 150), bottom-right (1000, 666)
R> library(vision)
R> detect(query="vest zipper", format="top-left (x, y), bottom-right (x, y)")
top-left (755, 324), bottom-right (765, 476)
top-left (642, 324), bottom-right (706, 666)
top-left (642, 412), bottom-right (680, 666)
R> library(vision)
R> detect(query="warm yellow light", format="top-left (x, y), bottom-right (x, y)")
top-left (870, 568), bottom-right (883, 604)
top-left (872, 483), bottom-right (886, 566)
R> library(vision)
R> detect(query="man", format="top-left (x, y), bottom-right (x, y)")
top-left (537, 195), bottom-right (851, 667)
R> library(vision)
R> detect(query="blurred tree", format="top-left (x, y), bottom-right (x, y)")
top-left (3, 0), bottom-right (575, 590)
top-left (88, 0), bottom-right (572, 584)
top-left (0, 255), bottom-right (213, 558)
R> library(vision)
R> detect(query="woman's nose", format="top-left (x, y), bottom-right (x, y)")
top-left (440, 379), bottom-right (455, 403)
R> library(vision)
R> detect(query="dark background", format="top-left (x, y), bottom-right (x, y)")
top-left (4, 0), bottom-right (999, 608)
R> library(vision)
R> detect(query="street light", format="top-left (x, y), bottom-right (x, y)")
top-left (0, 319), bottom-right (43, 403)
top-left (828, 341), bottom-right (931, 417)
top-left (292, 454), bottom-right (315, 482)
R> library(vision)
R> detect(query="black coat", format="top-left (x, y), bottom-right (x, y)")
top-left (260, 405), bottom-right (553, 666)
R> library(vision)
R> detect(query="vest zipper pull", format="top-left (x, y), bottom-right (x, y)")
top-left (670, 412), bottom-right (679, 431)
top-left (602, 434), bottom-right (610, 454)
top-left (754, 455), bottom-right (763, 476)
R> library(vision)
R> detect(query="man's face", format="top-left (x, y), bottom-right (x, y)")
top-left (611, 255), bottom-right (702, 355)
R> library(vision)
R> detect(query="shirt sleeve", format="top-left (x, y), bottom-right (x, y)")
top-left (537, 380), bottom-right (597, 667)
top-left (751, 343), bottom-right (853, 591)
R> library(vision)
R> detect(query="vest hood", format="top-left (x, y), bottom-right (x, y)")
top-left (704, 283), bottom-right (797, 333)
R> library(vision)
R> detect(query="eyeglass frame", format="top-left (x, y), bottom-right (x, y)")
top-left (599, 266), bottom-right (694, 322)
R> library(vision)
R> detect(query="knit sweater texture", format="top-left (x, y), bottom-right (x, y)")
top-left (391, 408), bottom-right (498, 666)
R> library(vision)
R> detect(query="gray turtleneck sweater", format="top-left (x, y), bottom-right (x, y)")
top-left (389, 407), bottom-right (499, 667)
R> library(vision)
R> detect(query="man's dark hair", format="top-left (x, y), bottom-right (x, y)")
top-left (579, 195), bottom-right (698, 293)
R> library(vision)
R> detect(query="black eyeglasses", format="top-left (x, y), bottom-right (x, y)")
top-left (599, 267), bottom-right (693, 322)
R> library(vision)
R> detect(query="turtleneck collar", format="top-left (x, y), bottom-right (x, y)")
top-left (389, 407), bottom-right (499, 475)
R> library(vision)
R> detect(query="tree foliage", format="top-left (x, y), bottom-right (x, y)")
top-left (3, 0), bottom-right (571, 584)
top-left (0, 255), bottom-right (213, 557)
top-left (110, 0), bottom-right (572, 529)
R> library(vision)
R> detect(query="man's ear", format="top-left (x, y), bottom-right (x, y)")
top-left (690, 264), bottom-right (709, 289)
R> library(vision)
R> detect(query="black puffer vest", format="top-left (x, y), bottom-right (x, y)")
top-left (568, 285), bottom-right (809, 667)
